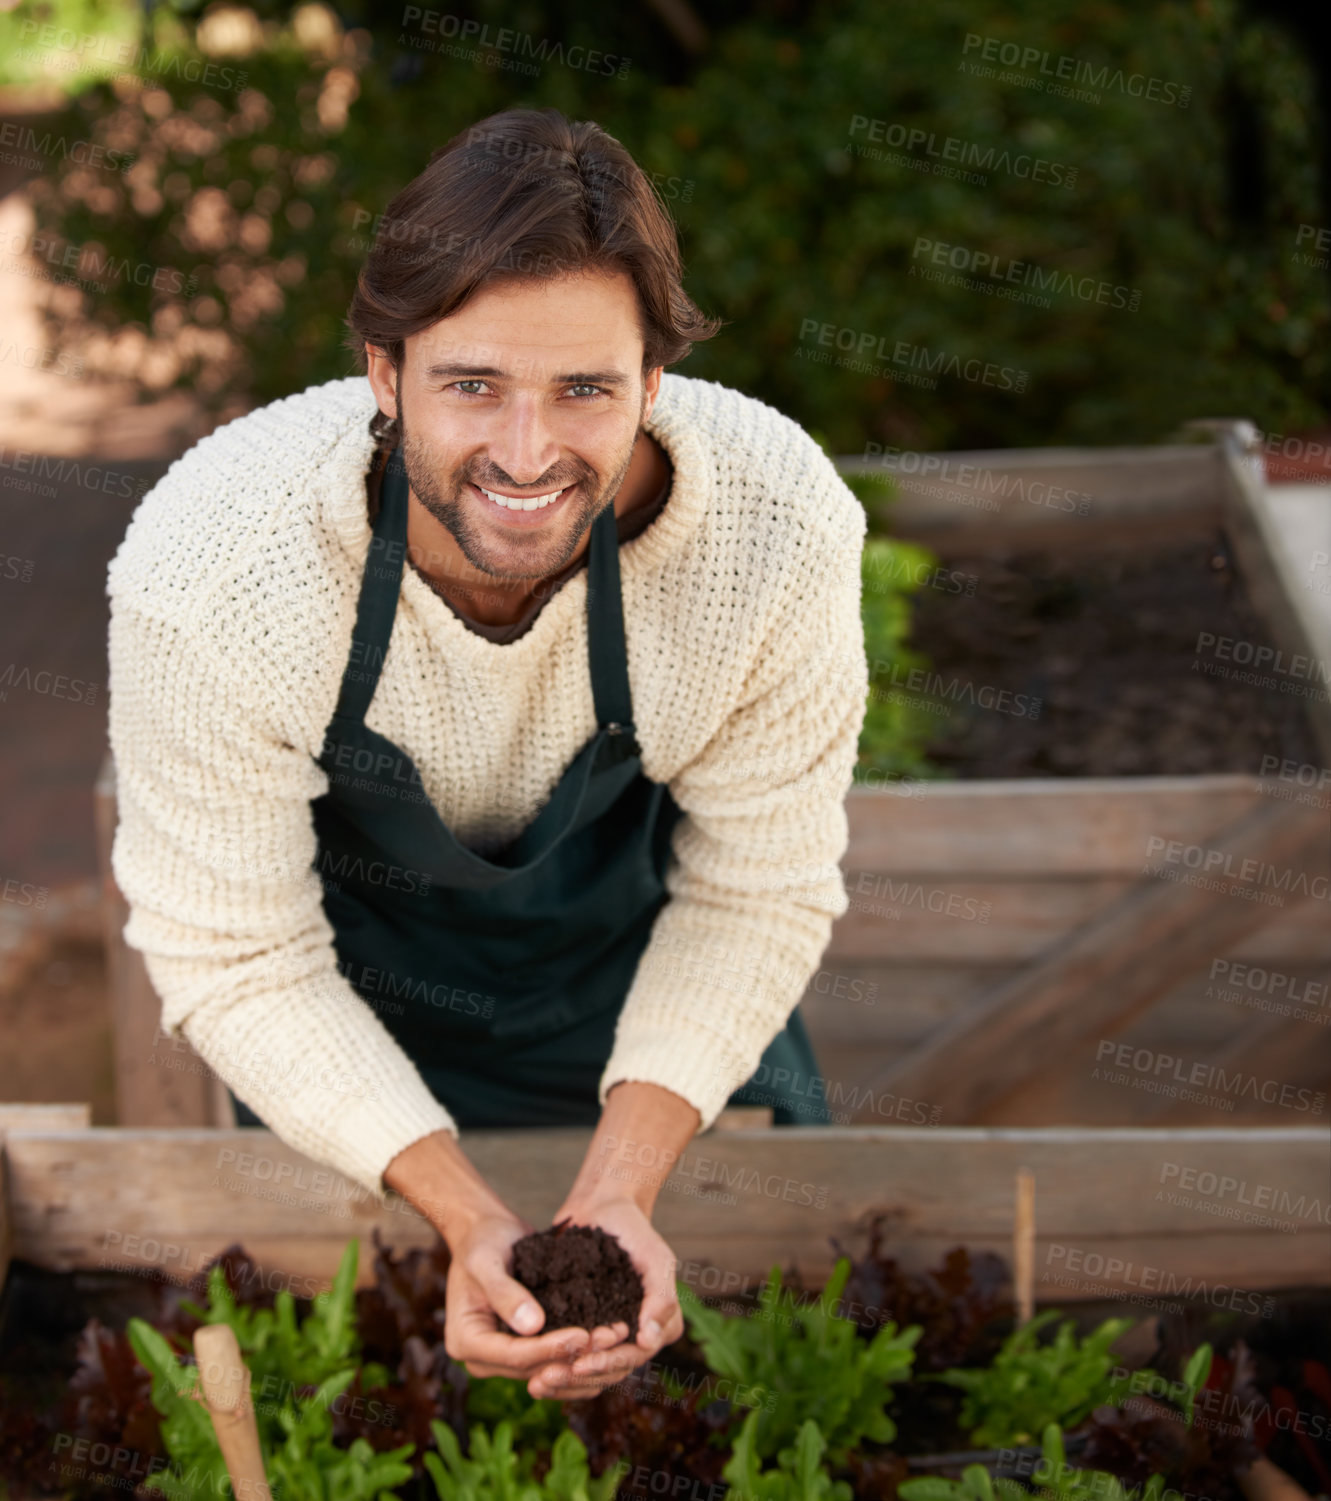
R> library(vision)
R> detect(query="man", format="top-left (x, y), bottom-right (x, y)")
top-left (106, 107), bottom-right (868, 1402)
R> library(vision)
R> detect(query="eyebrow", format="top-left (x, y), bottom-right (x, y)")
top-left (422, 362), bottom-right (630, 387)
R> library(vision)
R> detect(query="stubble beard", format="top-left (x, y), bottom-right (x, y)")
top-left (397, 392), bottom-right (644, 584)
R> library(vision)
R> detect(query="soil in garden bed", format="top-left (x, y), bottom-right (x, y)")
top-left (905, 532), bottom-right (1322, 777)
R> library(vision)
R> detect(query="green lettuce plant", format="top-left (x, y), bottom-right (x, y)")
top-left (678, 1256), bottom-right (921, 1462)
top-left (931, 1312), bottom-right (1136, 1447)
top-left (898, 1424), bottom-right (1167, 1501)
top-left (127, 1316), bottom-right (413, 1501)
top-left (423, 1420), bottom-right (618, 1501)
top-left (721, 1411), bottom-right (853, 1501)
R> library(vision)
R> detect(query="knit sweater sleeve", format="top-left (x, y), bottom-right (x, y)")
top-left (107, 601), bottom-right (456, 1194)
top-left (599, 463), bottom-right (869, 1126)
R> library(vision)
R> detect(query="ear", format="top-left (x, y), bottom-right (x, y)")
top-left (365, 345), bottom-right (398, 421)
top-left (642, 364), bottom-right (664, 423)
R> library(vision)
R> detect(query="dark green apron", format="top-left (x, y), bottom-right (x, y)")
top-left (236, 446), bottom-right (830, 1130)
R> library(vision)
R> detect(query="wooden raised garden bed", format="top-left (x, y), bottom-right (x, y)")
top-left (810, 419), bottom-right (1331, 1129)
top-left (1, 1105), bottom-right (1327, 1501)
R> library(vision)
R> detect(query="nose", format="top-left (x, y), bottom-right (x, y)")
top-left (483, 392), bottom-right (564, 489)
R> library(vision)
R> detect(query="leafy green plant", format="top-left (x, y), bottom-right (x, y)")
top-left (423, 1420), bottom-right (618, 1501)
top-left (127, 1315), bottom-right (414, 1501)
top-left (898, 1425), bottom-right (1167, 1501)
top-left (465, 1376), bottom-right (567, 1449)
top-left (183, 1239), bottom-right (375, 1396)
top-left (932, 1312), bottom-right (1135, 1447)
top-left (1179, 1344), bottom-right (1213, 1429)
top-left (721, 1411), bottom-right (853, 1501)
top-left (124, 1320), bottom-right (232, 1501)
top-left (857, 532), bottom-right (945, 782)
top-left (678, 1257), bottom-right (921, 1461)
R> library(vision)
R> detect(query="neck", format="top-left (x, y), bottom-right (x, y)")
top-left (404, 429), bottom-right (669, 628)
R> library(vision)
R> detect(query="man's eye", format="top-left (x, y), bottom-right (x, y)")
top-left (453, 380), bottom-right (488, 396)
top-left (567, 385), bottom-right (606, 401)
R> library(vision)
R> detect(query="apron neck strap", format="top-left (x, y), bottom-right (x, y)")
top-left (331, 449), bottom-right (637, 734)
top-left (587, 498), bottom-right (635, 734)
top-left (330, 445), bottom-right (409, 724)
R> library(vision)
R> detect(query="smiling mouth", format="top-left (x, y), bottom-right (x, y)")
top-left (472, 481), bottom-right (575, 512)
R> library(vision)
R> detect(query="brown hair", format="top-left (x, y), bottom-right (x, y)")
top-left (345, 107), bottom-right (722, 449)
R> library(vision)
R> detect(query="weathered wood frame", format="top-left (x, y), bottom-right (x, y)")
top-left (1, 1110), bottom-right (1326, 1303)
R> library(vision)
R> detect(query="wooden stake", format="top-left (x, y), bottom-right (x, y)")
top-left (1014, 1167), bottom-right (1035, 1326)
top-left (193, 1324), bottom-right (272, 1501)
top-left (1235, 1456), bottom-right (1314, 1501)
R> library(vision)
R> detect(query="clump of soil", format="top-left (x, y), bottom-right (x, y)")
top-left (509, 1222), bottom-right (643, 1338)
top-left (907, 535), bottom-right (1321, 777)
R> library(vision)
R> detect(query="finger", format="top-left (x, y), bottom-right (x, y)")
top-left (469, 1250), bottom-right (551, 1338)
top-left (569, 1343), bottom-right (650, 1381)
top-left (457, 1318), bottom-right (591, 1372)
top-left (589, 1322), bottom-right (628, 1352)
top-left (531, 1377), bottom-right (609, 1402)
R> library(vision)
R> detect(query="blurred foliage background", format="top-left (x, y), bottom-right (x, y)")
top-left (3, 0), bottom-right (1328, 454)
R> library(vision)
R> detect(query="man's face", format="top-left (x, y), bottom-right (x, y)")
top-left (369, 268), bottom-right (662, 582)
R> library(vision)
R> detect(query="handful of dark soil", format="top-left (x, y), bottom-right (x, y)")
top-left (508, 1221), bottom-right (644, 1339)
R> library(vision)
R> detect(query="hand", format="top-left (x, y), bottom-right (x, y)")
top-left (526, 1194), bottom-right (684, 1402)
top-left (383, 1132), bottom-right (596, 1385)
top-left (442, 1205), bottom-right (627, 1384)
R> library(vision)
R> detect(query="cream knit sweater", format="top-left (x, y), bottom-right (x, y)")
top-left (106, 372), bottom-right (869, 1194)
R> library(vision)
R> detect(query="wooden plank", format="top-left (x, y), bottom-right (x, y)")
top-left (826, 877), bottom-right (1331, 965)
top-left (1127, 1012), bottom-right (1331, 1126)
top-left (853, 799), bottom-right (1327, 1123)
top-left (95, 752), bottom-right (223, 1128)
top-left (2, 1126), bottom-right (1325, 1297)
top-left (0, 1103), bottom-right (91, 1132)
top-left (834, 442), bottom-right (1222, 546)
top-left (844, 777), bottom-right (1264, 876)
top-left (1214, 432), bottom-right (1331, 764)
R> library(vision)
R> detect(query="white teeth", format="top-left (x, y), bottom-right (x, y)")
top-left (478, 484), bottom-right (566, 511)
